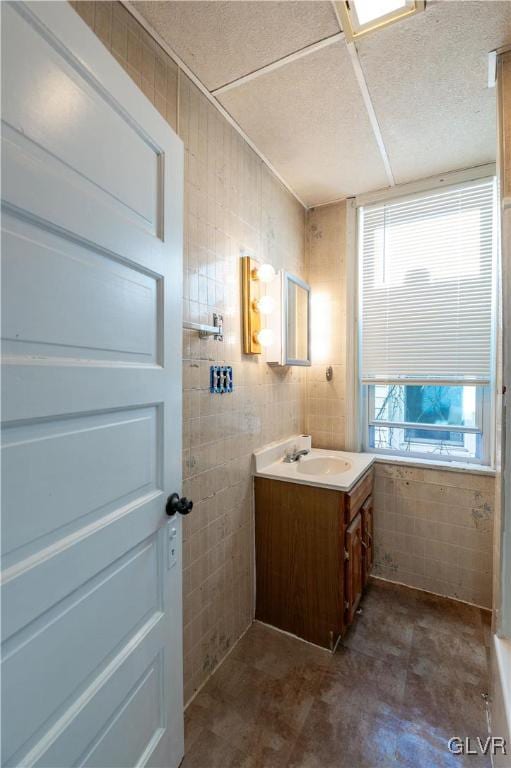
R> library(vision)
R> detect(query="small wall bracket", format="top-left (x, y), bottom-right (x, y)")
top-left (183, 313), bottom-right (223, 341)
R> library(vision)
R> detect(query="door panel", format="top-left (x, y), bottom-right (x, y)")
top-left (33, 620), bottom-right (165, 768)
top-left (345, 511), bottom-right (363, 626)
top-left (2, 214), bottom-right (160, 364)
top-left (2, 491), bottom-right (163, 643)
top-left (2, 2), bottom-right (159, 230)
top-left (4, 536), bottom-right (161, 762)
top-left (80, 654), bottom-right (164, 768)
top-left (2, 406), bottom-right (158, 560)
top-left (361, 496), bottom-right (374, 587)
top-left (1, 3), bottom-right (184, 767)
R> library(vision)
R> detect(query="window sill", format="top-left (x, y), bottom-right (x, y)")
top-left (368, 453), bottom-right (496, 477)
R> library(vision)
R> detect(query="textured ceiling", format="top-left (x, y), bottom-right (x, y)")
top-left (132, 0), bottom-right (511, 206)
top-left (357, 0), bottom-right (511, 185)
top-left (219, 42), bottom-right (389, 205)
top-left (132, 1), bottom-right (340, 90)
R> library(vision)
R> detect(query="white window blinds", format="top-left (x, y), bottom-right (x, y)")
top-left (360, 178), bottom-right (496, 383)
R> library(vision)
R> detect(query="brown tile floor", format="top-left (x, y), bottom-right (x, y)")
top-left (182, 580), bottom-right (492, 768)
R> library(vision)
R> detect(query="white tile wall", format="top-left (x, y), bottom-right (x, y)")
top-left (373, 463), bottom-right (494, 607)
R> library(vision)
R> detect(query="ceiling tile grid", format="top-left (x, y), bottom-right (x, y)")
top-left (132, 0), bottom-right (511, 205)
top-left (218, 41), bottom-right (389, 205)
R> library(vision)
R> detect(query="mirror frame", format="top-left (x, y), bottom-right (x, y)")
top-left (283, 272), bottom-right (311, 367)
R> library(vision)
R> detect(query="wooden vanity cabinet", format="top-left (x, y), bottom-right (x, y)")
top-left (254, 467), bottom-right (374, 650)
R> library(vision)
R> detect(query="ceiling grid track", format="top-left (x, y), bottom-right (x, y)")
top-left (331, 1), bottom-right (395, 187)
top-left (345, 40), bottom-right (395, 187)
top-left (211, 32), bottom-right (345, 96)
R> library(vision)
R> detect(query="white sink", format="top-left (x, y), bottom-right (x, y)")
top-left (296, 457), bottom-right (351, 476)
top-left (253, 436), bottom-right (375, 492)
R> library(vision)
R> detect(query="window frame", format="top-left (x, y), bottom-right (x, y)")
top-left (362, 382), bottom-right (492, 465)
top-left (353, 168), bottom-right (498, 468)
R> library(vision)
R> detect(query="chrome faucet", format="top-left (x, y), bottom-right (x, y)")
top-left (283, 448), bottom-right (310, 463)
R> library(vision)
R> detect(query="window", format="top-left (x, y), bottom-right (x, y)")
top-left (359, 177), bottom-right (497, 464)
top-left (368, 383), bottom-right (488, 461)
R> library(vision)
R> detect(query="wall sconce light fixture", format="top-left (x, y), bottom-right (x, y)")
top-left (253, 263), bottom-right (276, 284)
top-left (253, 295), bottom-right (275, 316)
top-left (255, 328), bottom-right (274, 348)
top-left (241, 256), bottom-right (276, 354)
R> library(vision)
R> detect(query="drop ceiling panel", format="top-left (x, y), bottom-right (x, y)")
top-left (219, 42), bottom-right (389, 206)
top-left (132, 1), bottom-right (340, 91)
top-left (357, 0), bottom-right (511, 184)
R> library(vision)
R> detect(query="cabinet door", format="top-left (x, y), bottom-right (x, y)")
top-left (345, 511), bottom-right (363, 626)
top-left (361, 496), bottom-right (374, 587)
top-left (255, 478), bottom-right (343, 649)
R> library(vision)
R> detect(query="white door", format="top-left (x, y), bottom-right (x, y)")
top-left (1, 2), bottom-right (184, 767)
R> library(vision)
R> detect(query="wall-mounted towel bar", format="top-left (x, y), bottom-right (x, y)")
top-left (183, 313), bottom-right (223, 340)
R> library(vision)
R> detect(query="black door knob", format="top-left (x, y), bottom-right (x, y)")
top-left (166, 493), bottom-right (193, 516)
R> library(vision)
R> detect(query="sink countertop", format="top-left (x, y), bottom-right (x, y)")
top-left (253, 436), bottom-right (375, 492)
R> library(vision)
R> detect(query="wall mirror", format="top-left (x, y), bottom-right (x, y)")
top-left (284, 273), bottom-right (311, 366)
